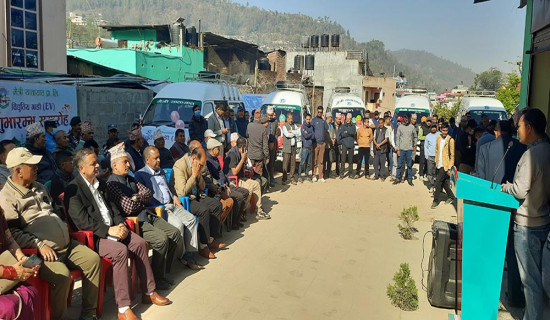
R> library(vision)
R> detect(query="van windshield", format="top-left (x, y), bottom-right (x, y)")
top-left (261, 104), bottom-right (302, 124)
top-left (469, 110), bottom-right (507, 123)
top-left (143, 98), bottom-right (201, 126)
top-left (332, 107), bottom-right (365, 119)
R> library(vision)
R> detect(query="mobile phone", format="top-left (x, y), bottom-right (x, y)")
top-left (22, 254), bottom-right (42, 268)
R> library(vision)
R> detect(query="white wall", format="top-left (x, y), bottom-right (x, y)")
top-left (41, 0), bottom-right (67, 73)
top-left (286, 51), bottom-right (364, 107)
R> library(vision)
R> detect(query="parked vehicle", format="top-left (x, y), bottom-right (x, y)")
top-left (326, 87), bottom-right (366, 156)
top-left (395, 93), bottom-right (432, 158)
top-left (457, 96), bottom-right (507, 124)
top-left (260, 82), bottom-right (312, 161)
top-left (141, 73), bottom-right (243, 148)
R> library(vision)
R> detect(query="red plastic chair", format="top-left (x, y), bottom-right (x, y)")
top-left (59, 193), bottom-right (138, 317)
top-left (21, 248), bottom-right (50, 320)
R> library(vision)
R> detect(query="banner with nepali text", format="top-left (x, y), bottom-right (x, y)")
top-left (0, 81), bottom-right (77, 143)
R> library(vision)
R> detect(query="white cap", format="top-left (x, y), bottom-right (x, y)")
top-left (25, 122), bottom-right (43, 138)
top-left (267, 106), bottom-right (275, 115)
top-left (153, 129), bottom-right (164, 141)
top-left (230, 132), bottom-right (239, 142)
top-left (6, 147), bottom-right (42, 169)
top-left (204, 129), bottom-right (216, 138)
top-left (206, 138), bottom-right (223, 150)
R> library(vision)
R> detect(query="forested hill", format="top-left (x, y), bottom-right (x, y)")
top-left (67, 0), bottom-right (473, 91)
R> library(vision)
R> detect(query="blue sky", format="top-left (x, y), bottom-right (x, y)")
top-left (232, 0), bottom-right (526, 73)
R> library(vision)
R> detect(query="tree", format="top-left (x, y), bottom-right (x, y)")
top-left (433, 98), bottom-right (461, 121)
top-left (474, 67), bottom-right (503, 91)
top-left (496, 73), bottom-right (521, 115)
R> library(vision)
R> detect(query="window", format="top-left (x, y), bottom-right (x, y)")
top-left (9, 0), bottom-right (40, 69)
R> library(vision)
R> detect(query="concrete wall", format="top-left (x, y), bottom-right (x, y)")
top-left (0, 0), bottom-right (67, 72)
top-left (267, 51), bottom-right (287, 82)
top-left (362, 76), bottom-right (397, 115)
top-left (76, 86), bottom-right (153, 145)
top-left (528, 50), bottom-right (550, 134)
top-left (286, 51), bottom-right (364, 107)
top-left (41, 0), bottom-right (67, 73)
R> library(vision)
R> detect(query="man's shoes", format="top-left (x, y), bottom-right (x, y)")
top-left (291, 180), bottom-right (297, 185)
top-left (312, 177), bottom-right (318, 182)
top-left (319, 178), bottom-right (326, 183)
top-left (155, 279), bottom-right (171, 290)
top-left (365, 175), bottom-right (371, 180)
top-left (380, 177), bottom-right (386, 182)
top-left (179, 257), bottom-right (204, 270)
top-left (390, 177), bottom-right (395, 182)
top-left (117, 309), bottom-right (139, 320)
top-left (339, 175), bottom-right (344, 180)
top-left (198, 246), bottom-right (216, 259)
top-left (208, 240), bottom-right (226, 250)
top-left (142, 292), bottom-right (171, 306)
top-left (304, 178), bottom-right (312, 183)
top-left (257, 211), bottom-right (271, 220)
top-left (270, 178), bottom-right (276, 184)
top-left (162, 277), bottom-right (174, 285)
top-left (408, 180), bottom-right (414, 186)
top-left (428, 187), bottom-right (434, 193)
top-left (431, 202), bottom-right (439, 209)
top-left (445, 198), bottom-right (454, 205)
top-left (392, 180), bottom-right (400, 185)
top-left (298, 178), bottom-right (303, 183)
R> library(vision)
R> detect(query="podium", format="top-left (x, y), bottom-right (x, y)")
top-left (449, 167), bottom-right (519, 320)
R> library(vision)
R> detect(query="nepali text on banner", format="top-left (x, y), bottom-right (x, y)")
top-left (0, 81), bottom-right (78, 143)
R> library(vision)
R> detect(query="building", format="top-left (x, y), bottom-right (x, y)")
top-left (286, 50), bottom-right (396, 112)
top-left (0, 0), bottom-right (67, 73)
top-left (69, 12), bottom-right (86, 26)
top-left (67, 23), bottom-right (204, 82)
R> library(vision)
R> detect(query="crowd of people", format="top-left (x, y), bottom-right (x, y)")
top-left (0, 103), bottom-right (548, 320)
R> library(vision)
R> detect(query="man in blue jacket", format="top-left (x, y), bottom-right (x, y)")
top-left (298, 114), bottom-right (314, 183)
top-left (311, 106), bottom-right (329, 183)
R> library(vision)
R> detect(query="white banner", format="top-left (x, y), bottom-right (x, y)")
top-left (0, 81), bottom-right (78, 143)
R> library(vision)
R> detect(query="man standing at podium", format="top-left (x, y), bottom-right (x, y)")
top-left (501, 108), bottom-right (550, 320)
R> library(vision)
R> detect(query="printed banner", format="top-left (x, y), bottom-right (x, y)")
top-left (0, 81), bottom-right (78, 143)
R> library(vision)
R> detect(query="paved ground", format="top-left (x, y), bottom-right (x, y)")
top-left (67, 166), bottom-right (525, 319)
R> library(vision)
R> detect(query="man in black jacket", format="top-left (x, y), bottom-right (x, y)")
top-left (66, 148), bottom-right (170, 320)
top-left (189, 104), bottom-right (208, 142)
top-left (339, 113), bottom-right (356, 179)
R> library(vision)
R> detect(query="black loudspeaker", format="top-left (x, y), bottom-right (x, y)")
top-left (427, 220), bottom-right (460, 309)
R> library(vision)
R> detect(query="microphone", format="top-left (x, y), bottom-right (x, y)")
top-left (491, 140), bottom-right (514, 189)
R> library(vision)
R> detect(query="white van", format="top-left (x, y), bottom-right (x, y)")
top-left (394, 94), bottom-right (432, 120)
top-left (261, 82), bottom-right (312, 161)
top-left (457, 97), bottom-right (507, 124)
top-left (141, 76), bottom-right (244, 148)
top-left (326, 88), bottom-right (366, 122)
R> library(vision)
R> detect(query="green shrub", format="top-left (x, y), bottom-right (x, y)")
top-left (398, 206), bottom-right (419, 240)
top-left (386, 263), bottom-right (419, 311)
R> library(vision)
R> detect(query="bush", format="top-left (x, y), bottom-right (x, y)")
top-left (386, 263), bottom-right (419, 311)
top-left (398, 206), bottom-right (419, 240)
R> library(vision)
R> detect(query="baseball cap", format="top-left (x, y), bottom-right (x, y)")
top-left (206, 138), bottom-right (223, 150)
top-left (108, 124), bottom-right (118, 131)
top-left (44, 120), bottom-right (57, 128)
top-left (204, 129), bottom-right (216, 138)
top-left (70, 116), bottom-right (81, 127)
top-left (6, 147), bottom-right (42, 169)
top-left (397, 116), bottom-right (403, 122)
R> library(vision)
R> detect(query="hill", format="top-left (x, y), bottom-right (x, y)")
top-left (392, 49), bottom-right (475, 92)
top-left (67, 0), bottom-right (473, 91)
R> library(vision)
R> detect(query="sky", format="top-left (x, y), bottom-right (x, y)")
top-left (232, 0), bottom-right (526, 73)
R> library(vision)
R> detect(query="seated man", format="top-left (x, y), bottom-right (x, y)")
top-left (66, 148), bottom-right (170, 320)
top-left (24, 121), bottom-right (57, 184)
top-left (135, 146), bottom-right (202, 270)
top-left (50, 150), bottom-right (75, 208)
top-left (206, 138), bottom-right (250, 229)
top-left (0, 147), bottom-right (100, 320)
top-left (152, 129), bottom-right (175, 169)
top-left (170, 129), bottom-right (190, 161)
top-left (225, 136), bottom-right (268, 219)
top-left (171, 142), bottom-right (224, 259)
top-left (125, 125), bottom-right (146, 172)
top-left (189, 140), bottom-right (234, 231)
top-left (106, 143), bottom-right (183, 290)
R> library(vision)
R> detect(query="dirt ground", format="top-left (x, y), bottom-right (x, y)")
top-left (67, 165), bottom-right (525, 319)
